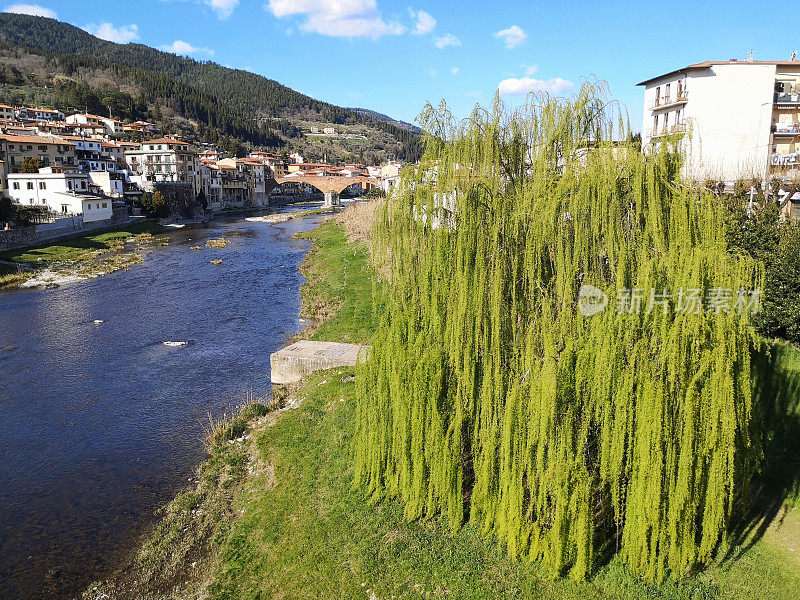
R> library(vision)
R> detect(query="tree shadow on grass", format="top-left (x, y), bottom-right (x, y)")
top-left (723, 341), bottom-right (800, 561)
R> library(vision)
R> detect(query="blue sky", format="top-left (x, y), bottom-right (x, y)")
top-left (2, 1), bottom-right (795, 131)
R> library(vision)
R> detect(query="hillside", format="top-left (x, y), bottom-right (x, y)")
top-left (0, 13), bottom-right (422, 163)
top-left (348, 107), bottom-right (422, 134)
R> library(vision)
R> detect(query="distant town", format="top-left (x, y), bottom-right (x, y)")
top-left (0, 106), bottom-right (403, 232)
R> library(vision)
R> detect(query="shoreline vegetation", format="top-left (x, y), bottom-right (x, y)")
top-left (0, 221), bottom-right (164, 291)
top-left (82, 203), bottom-right (800, 600)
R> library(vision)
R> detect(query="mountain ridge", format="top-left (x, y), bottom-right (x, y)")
top-left (0, 13), bottom-right (422, 163)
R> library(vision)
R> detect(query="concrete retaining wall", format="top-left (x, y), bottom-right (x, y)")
top-left (270, 340), bottom-right (365, 384)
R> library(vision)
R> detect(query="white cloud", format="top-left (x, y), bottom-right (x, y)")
top-left (408, 8), bottom-right (435, 35)
top-left (521, 64), bottom-right (538, 76)
top-left (498, 76), bottom-right (573, 96)
top-left (159, 39), bottom-right (214, 56)
top-left (495, 25), bottom-right (526, 49)
top-left (434, 33), bottom-right (460, 49)
top-left (84, 23), bottom-right (140, 43)
top-left (206, 0), bottom-right (238, 19)
top-left (451, 66), bottom-right (459, 75)
top-left (266, 0), bottom-right (405, 39)
top-left (3, 3), bottom-right (56, 18)
top-left (428, 68), bottom-right (438, 78)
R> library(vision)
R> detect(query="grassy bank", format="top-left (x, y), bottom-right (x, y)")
top-left (83, 206), bottom-right (800, 600)
top-left (0, 220), bottom-right (163, 290)
top-left (295, 214), bottom-right (384, 343)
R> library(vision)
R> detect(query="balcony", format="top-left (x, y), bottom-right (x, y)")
top-left (775, 93), bottom-right (800, 106)
top-left (646, 123), bottom-right (688, 138)
top-left (771, 152), bottom-right (799, 167)
top-left (651, 92), bottom-right (689, 110)
top-left (773, 123), bottom-right (800, 136)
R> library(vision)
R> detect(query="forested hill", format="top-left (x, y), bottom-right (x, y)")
top-left (348, 108), bottom-right (422, 134)
top-left (0, 13), bottom-right (422, 162)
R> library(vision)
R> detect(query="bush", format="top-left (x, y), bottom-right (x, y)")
top-left (13, 205), bottom-right (49, 226)
top-left (361, 188), bottom-right (386, 199)
top-left (0, 195), bottom-right (15, 223)
top-left (140, 191), bottom-right (170, 219)
top-left (724, 196), bottom-right (800, 343)
top-left (20, 157), bottom-right (43, 173)
top-left (756, 222), bottom-right (800, 342)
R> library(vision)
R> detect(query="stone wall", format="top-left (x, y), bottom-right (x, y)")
top-left (0, 205), bottom-right (131, 251)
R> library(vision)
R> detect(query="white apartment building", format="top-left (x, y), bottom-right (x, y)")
top-left (65, 136), bottom-right (116, 172)
top-left (88, 170), bottom-right (125, 197)
top-left (639, 57), bottom-right (800, 182)
top-left (15, 107), bottom-right (64, 122)
top-left (124, 138), bottom-right (198, 193)
top-left (7, 169), bottom-right (113, 222)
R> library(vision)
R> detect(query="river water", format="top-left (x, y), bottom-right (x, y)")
top-left (0, 209), bottom-right (324, 599)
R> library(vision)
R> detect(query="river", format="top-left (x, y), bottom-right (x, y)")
top-left (0, 209), bottom-right (325, 599)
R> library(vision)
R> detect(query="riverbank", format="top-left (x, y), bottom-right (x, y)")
top-left (245, 206), bottom-right (337, 225)
top-left (0, 220), bottom-right (164, 290)
top-left (81, 204), bottom-right (800, 600)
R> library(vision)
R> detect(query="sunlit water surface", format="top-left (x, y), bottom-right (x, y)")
top-left (0, 211), bottom-right (323, 599)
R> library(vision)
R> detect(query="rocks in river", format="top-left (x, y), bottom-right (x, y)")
top-left (205, 238), bottom-right (231, 249)
top-left (93, 319), bottom-right (105, 325)
top-left (163, 341), bottom-right (189, 347)
top-left (210, 259), bottom-right (223, 265)
top-left (190, 246), bottom-right (202, 251)
top-left (0, 345), bottom-right (16, 353)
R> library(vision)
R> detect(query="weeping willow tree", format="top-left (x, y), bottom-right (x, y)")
top-left (353, 83), bottom-right (764, 581)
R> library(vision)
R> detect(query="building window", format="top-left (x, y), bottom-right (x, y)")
top-left (39, 182), bottom-right (46, 190)
top-left (26, 182), bottom-right (33, 190)
top-left (61, 204), bottom-right (68, 213)
top-left (12, 182), bottom-right (19, 190)
top-left (102, 202), bottom-right (108, 208)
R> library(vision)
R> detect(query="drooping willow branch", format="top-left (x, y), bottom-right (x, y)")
top-left (354, 82), bottom-right (762, 582)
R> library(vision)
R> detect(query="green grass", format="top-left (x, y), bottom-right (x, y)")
top-left (205, 370), bottom-right (726, 600)
top-left (0, 220), bottom-right (162, 266)
top-left (296, 219), bottom-right (385, 344)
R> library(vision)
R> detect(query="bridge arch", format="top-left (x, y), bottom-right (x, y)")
top-left (266, 175), bottom-right (380, 199)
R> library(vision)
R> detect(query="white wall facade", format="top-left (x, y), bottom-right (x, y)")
top-left (641, 62), bottom-right (778, 181)
top-left (7, 172), bottom-right (113, 221)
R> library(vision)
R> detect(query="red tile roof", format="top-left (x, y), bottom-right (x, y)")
top-left (0, 134), bottom-right (72, 145)
top-left (144, 137), bottom-right (190, 145)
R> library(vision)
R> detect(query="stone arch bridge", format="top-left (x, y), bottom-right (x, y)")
top-left (266, 175), bottom-right (379, 206)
